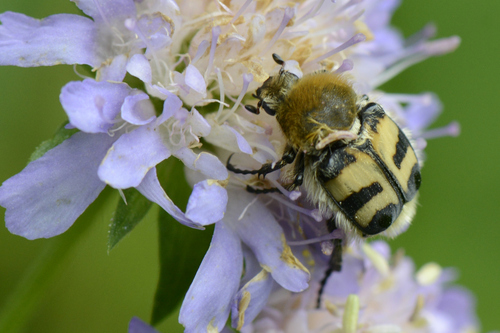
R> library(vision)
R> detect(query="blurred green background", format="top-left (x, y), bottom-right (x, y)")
top-left (0, 0), bottom-right (498, 332)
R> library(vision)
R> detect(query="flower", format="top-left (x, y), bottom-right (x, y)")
top-left (241, 241), bottom-right (481, 333)
top-left (0, 0), bottom-right (463, 331)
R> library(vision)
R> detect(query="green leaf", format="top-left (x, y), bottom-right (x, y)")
top-left (29, 122), bottom-right (79, 162)
top-left (151, 159), bottom-right (214, 325)
top-left (107, 188), bottom-right (153, 251)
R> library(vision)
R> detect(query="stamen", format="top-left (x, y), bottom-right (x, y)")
top-left (288, 229), bottom-right (343, 246)
top-left (245, 141), bottom-right (279, 161)
top-left (416, 262), bottom-right (442, 285)
top-left (192, 40), bottom-right (210, 64)
top-left (336, 0), bottom-right (363, 14)
top-left (238, 196), bottom-right (259, 220)
top-left (420, 121), bottom-right (460, 139)
top-left (335, 59), bottom-right (353, 73)
top-left (216, 0), bottom-right (233, 14)
top-left (230, 0), bottom-right (253, 24)
top-left (218, 73), bottom-right (254, 123)
top-left (107, 122), bottom-right (129, 136)
top-left (268, 194), bottom-right (322, 221)
top-left (304, 33), bottom-right (366, 67)
top-left (260, 7), bottom-right (295, 56)
top-left (362, 243), bottom-right (390, 277)
top-left (405, 23), bottom-right (436, 47)
top-left (415, 138), bottom-right (427, 150)
top-left (205, 26), bottom-right (221, 80)
top-left (92, 0), bottom-right (111, 27)
top-left (268, 178), bottom-right (301, 201)
top-left (370, 53), bottom-right (427, 88)
top-left (295, 0), bottom-right (328, 26)
top-left (422, 36), bottom-right (461, 56)
top-left (372, 36), bottom-right (460, 87)
top-left (215, 68), bottom-right (226, 120)
top-left (321, 240), bottom-right (333, 255)
top-left (342, 295), bottom-right (359, 333)
top-left (409, 295), bottom-right (425, 322)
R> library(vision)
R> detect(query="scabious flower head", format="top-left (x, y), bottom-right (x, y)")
top-left (243, 241), bottom-right (481, 333)
top-left (0, 0), bottom-right (468, 332)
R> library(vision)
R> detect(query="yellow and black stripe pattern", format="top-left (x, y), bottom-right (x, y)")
top-left (316, 103), bottom-right (421, 236)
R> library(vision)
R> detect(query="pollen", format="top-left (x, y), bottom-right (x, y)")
top-left (280, 234), bottom-right (310, 274)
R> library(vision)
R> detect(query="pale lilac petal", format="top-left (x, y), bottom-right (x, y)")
top-left (71, 0), bottom-right (136, 23)
top-left (126, 54), bottom-right (152, 84)
top-left (121, 92), bottom-right (156, 125)
top-left (185, 180), bottom-right (228, 225)
top-left (174, 148), bottom-right (228, 180)
top-left (187, 108), bottom-right (211, 137)
top-left (205, 124), bottom-right (253, 154)
top-left (323, 255), bottom-right (363, 297)
top-left (405, 93), bottom-right (443, 132)
top-left (98, 124), bottom-right (170, 188)
top-left (224, 190), bottom-right (310, 292)
top-left (435, 287), bottom-right (479, 331)
top-left (98, 54), bottom-right (127, 82)
top-left (135, 13), bottom-right (173, 54)
top-left (128, 317), bottom-right (159, 333)
top-left (60, 79), bottom-right (132, 133)
top-left (157, 90), bottom-right (183, 124)
top-left (228, 126), bottom-right (253, 154)
top-left (0, 132), bottom-right (115, 239)
top-left (231, 270), bottom-right (274, 329)
top-left (185, 64), bottom-right (206, 94)
top-left (135, 168), bottom-right (201, 229)
top-left (0, 12), bottom-right (99, 67)
top-left (179, 221), bottom-right (242, 333)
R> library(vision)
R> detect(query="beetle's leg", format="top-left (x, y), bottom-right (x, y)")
top-left (286, 152), bottom-right (304, 190)
top-left (316, 221), bottom-right (343, 308)
top-left (226, 146), bottom-right (297, 178)
top-left (245, 185), bottom-right (281, 194)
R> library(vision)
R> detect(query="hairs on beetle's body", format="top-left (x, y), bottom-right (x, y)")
top-left (228, 53), bottom-right (421, 308)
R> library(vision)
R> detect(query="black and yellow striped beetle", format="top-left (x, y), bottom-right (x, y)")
top-left (227, 54), bottom-right (421, 305)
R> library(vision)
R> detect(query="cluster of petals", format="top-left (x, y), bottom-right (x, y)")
top-left (0, 0), bottom-right (462, 332)
top-left (244, 241), bottom-right (481, 333)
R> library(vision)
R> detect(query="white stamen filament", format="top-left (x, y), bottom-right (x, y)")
top-left (205, 26), bottom-right (221, 80)
top-left (288, 229), bottom-right (343, 246)
top-left (238, 196), bottom-right (259, 220)
top-left (260, 7), bottom-right (295, 56)
top-left (268, 194), bottom-right (322, 221)
top-left (405, 23), bottom-right (436, 47)
top-left (370, 54), bottom-right (427, 88)
top-left (304, 33), bottom-right (366, 67)
top-left (192, 40), bottom-right (210, 64)
top-left (420, 122), bottom-right (460, 139)
top-left (335, 59), bottom-right (354, 73)
top-left (336, 0), bottom-right (363, 14)
top-left (216, 0), bottom-right (233, 14)
top-left (218, 73), bottom-right (253, 124)
top-left (215, 69), bottom-right (226, 120)
top-left (92, 0), bottom-right (111, 27)
top-left (295, 0), bottom-right (328, 26)
top-left (230, 0), bottom-right (253, 24)
top-left (245, 141), bottom-right (279, 161)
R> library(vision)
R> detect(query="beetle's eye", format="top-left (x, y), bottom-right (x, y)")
top-left (261, 102), bottom-right (276, 116)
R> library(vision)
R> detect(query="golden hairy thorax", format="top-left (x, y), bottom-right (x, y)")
top-left (275, 72), bottom-right (358, 153)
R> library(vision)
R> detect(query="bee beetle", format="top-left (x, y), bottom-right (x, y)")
top-left (227, 54), bottom-right (421, 306)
